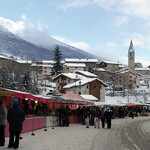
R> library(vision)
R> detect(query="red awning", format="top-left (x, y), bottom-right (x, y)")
top-left (61, 91), bottom-right (94, 105)
top-left (126, 103), bottom-right (142, 107)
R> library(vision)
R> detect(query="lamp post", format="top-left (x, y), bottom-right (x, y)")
top-left (31, 100), bottom-right (38, 136)
top-left (75, 75), bottom-right (78, 94)
top-left (79, 80), bottom-right (81, 95)
top-left (44, 102), bottom-right (47, 131)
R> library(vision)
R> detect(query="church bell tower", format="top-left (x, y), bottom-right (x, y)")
top-left (128, 40), bottom-right (135, 70)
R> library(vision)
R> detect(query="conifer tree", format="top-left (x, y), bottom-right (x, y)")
top-left (22, 72), bottom-right (32, 92)
top-left (51, 46), bottom-right (63, 75)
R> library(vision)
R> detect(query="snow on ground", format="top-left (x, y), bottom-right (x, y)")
top-left (3, 125), bottom-right (100, 150)
top-left (2, 117), bottom-right (150, 150)
top-left (105, 85), bottom-right (150, 105)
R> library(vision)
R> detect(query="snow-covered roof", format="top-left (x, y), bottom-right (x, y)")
top-left (0, 54), bottom-right (11, 59)
top-left (31, 64), bottom-right (53, 67)
top-left (63, 63), bottom-right (86, 67)
top-left (115, 68), bottom-right (142, 76)
top-left (63, 77), bottom-right (108, 89)
top-left (16, 60), bottom-right (32, 64)
top-left (65, 58), bottom-right (98, 63)
top-left (76, 70), bottom-right (97, 77)
top-left (61, 91), bottom-right (86, 101)
top-left (100, 60), bottom-right (120, 65)
top-left (81, 94), bottom-right (98, 101)
top-left (95, 68), bottom-right (108, 72)
top-left (53, 73), bottom-right (86, 80)
top-left (135, 67), bottom-right (150, 71)
top-left (36, 60), bottom-right (54, 63)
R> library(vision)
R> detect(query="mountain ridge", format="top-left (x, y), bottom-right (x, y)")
top-left (0, 24), bottom-right (103, 62)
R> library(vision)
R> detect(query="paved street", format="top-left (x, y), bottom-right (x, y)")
top-left (1, 116), bottom-right (150, 150)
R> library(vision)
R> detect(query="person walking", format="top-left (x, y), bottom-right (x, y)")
top-left (83, 106), bottom-right (91, 128)
top-left (76, 106), bottom-right (82, 124)
top-left (58, 104), bottom-right (66, 127)
top-left (105, 107), bottom-right (113, 129)
top-left (100, 107), bottom-right (106, 128)
top-left (93, 106), bottom-right (100, 128)
top-left (0, 97), bottom-right (7, 147)
top-left (7, 98), bottom-right (25, 149)
top-left (65, 105), bottom-right (71, 127)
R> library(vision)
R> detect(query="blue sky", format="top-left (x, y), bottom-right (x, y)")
top-left (0, 0), bottom-right (150, 67)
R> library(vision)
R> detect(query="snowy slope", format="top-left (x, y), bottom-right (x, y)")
top-left (0, 17), bottom-right (102, 62)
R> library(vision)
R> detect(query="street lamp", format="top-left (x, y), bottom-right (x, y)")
top-left (79, 80), bottom-right (81, 94)
top-left (75, 75), bottom-right (78, 94)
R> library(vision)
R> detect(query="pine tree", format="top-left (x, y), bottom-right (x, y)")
top-left (22, 72), bottom-right (32, 92)
top-left (51, 46), bottom-right (63, 75)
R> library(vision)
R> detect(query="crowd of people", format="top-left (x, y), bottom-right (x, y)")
top-left (57, 105), bottom-right (114, 129)
top-left (76, 106), bottom-right (113, 129)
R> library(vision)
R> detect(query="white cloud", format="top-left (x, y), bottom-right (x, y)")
top-left (0, 17), bottom-right (26, 34)
top-left (115, 16), bottom-right (129, 26)
top-left (106, 42), bottom-right (117, 48)
top-left (60, 0), bottom-right (93, 10)
top-left (60, 0), bottom-right (150, 20)
top-left (52, 36), bottom-right (92, 52)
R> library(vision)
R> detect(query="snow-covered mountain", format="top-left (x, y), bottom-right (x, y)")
top-left (0, 17), bottom-right (102, 62)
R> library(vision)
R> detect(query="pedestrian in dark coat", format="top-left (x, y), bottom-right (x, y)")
top-left (65, 105), bottom-right (71, 127)
top-left (83, 106), bottom-right (91, 128)
top-left (58, 104), bottom-right (66, 127)
top-left (105, 107), bottom-right (113, 129)
top-left (0, 97), bottom-right (7, 147)
top-left (7, 98), bottom-right (25, 149)
top-left (99, 107), bottom-right (106, 128)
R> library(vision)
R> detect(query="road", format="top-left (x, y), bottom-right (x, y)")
top-left (91, 117), bottom-right (150, 150)
top-left (3, 116), bottom-right (150, 150)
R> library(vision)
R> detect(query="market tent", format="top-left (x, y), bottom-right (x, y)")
top-left (0, 88), bottom-right (16, 96)
top-left (94, 101), bottom-right (126, 106)
top-left (47, 95), bottom-right (73, 103)
top-left (126, 103), bottom-right (144, 107)
top-left (61, 91), bottom-right (94, 105)
top-left (38, 96), bottom-right (58, 104)
top-left (81, 94), bottom-right (98, 102)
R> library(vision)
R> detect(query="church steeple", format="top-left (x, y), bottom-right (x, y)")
top-left (129, 39), bottom-right (134, 51)
top-left (128, 39), bottom-right (135, 70)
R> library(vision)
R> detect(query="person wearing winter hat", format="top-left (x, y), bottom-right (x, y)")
top-left (0, 97), bottom-right (7, 147)
top-left (7, 98), bottom-right (25, 149)
top-left (13, 98), bottom-right (19, 106)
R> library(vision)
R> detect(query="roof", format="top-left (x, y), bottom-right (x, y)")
top-left (31, 64), bottom-right (53, 67)
top-left (63, 77), bottom-right (108, 89)
top-left (80, 94), bottom-right (98, 101)
top-left (61, 91), bottom-right (86, 102)
top-left (61, 91), bottom-right (94, 105)
top-left (65, 58), bottom-right (98, 63)
top-left (95, 68), bottom-right (107, 71)
top-left (64, 63), bottom-right (86, 67)
top-left (99, 60), bottom-right (120, 65)
top-left (115, 68), bottom-right (142, 76)
top-left (16, 60), bottom-right (32, 64)
top-left (52, 73), bottom-right (85, 80)
top-left (36, 60), bottom-right (54, 63)
top-left (76, 70), bottom-right (97, 77)
top-left (135, 67), bottom-right (150, 71)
